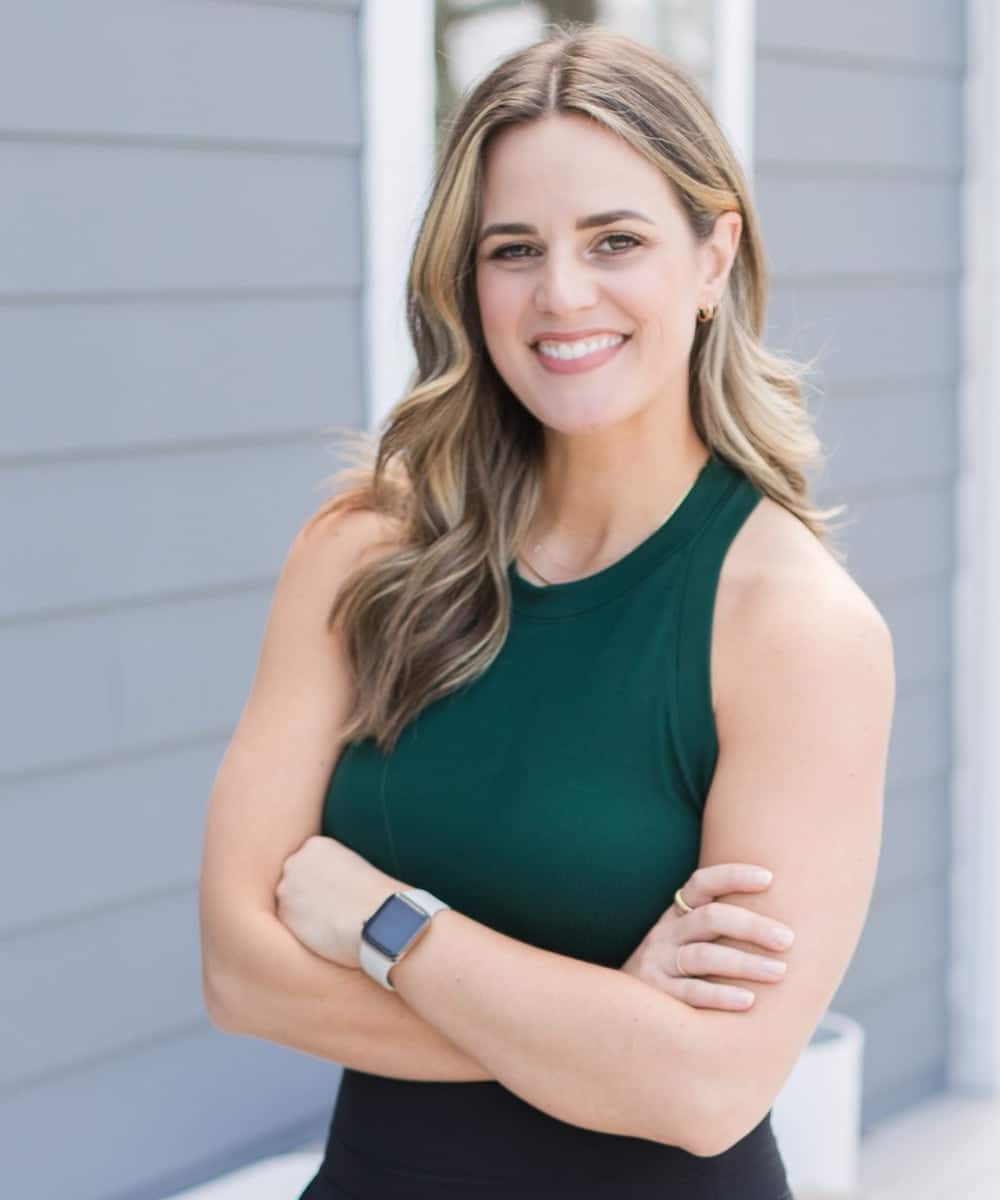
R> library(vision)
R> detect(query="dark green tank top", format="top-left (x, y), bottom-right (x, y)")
top-left (322, 451), bottom-right (762, 969)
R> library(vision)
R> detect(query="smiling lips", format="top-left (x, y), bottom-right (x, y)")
top-left (531, 331), bottom-right (630, 374)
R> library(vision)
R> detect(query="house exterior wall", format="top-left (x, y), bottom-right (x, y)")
top-left (754, 0), bottom-right (964, 1130)
top-left (0, 3), bottom-right (968, 1196)
top-left (0, 3), bottom-right (363, 1197)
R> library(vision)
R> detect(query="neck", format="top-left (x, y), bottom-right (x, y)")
top-left (521, 426), bottom-right (710, 581)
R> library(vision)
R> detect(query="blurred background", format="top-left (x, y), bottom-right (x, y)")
top-left (2, 1), bottom-right (997, 1198)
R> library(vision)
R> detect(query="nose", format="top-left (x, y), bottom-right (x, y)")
top-left (533, 246), bottom-right (600, 315)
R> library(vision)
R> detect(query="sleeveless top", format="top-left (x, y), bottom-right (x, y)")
top-left (305, 451), bottom-right (794, 1200)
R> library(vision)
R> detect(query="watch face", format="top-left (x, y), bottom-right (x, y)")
top-left (362, 894), bottom-right (428, 958)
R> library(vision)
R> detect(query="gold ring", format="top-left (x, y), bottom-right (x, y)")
top-left (673, 886), bottom-right (694, 915)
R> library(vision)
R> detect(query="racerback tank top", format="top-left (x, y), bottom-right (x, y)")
top-left (302, 450), bottom-right (794, 1199)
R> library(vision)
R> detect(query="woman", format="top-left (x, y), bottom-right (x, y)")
top-left (198, 24), bottom-right (894, 1199)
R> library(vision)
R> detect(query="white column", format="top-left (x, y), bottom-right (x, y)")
top-left (950, 0), bottom-right (1000, 1095)
top-left (359, 0), bottom-right (436, 434)
top-left (713, 0), bottom-right (755, 182)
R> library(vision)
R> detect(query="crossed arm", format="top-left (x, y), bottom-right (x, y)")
top-left (199, 517), bottom-right (894, 1158)
top-left (356, 570), bottom-right (892, 1155)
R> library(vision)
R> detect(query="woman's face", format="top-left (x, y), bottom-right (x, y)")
top-left (474, 112), bottom-right (738, 437)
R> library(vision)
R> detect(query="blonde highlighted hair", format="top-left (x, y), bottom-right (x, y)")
top-left (306, 23), bottom-right (844, 753)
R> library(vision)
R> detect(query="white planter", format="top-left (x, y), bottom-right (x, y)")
top-left (770, 1009), bottom-right (865, 1197)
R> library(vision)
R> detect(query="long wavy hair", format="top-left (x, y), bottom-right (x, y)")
top-left (306, 23), bottom-right (845, 754)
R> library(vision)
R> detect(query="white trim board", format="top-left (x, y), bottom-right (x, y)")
top-left (713, 0), bottom-right (755, 181)
top-left (359, 0), bottom-right (435, 434)
top-left (950, 0), bottom-right (1000, 1096)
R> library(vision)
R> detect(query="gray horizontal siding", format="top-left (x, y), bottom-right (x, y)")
top-left (875, 773), bottom-right (952, 895)
top-left (1, 740), bottom-right (230, 934)
top-left (0, 440), bottom-right (337, 623)
top-left (819, 484), bottom-right (956, 591)
top-left (1, 297), bottom-right (362, 459)
top-left (755, 0), bottom-right (963, 1132)
top-left (1, 143), bottom-right (360, 295)
top-left (814, 382), bottom-right (957, 495)
top-left (874, 581), bottom-right (951, 687)
top-left (890, 680), bottom-right (952, 786)
top-left (756, 59), bottom-right (962, 174)
top-left (839, 875), bottom-right (949, 1013)
top-left (850, 974), bottom-right (950, 1124)
top-left (4, 890), bottom-right (206, 1091)
top-left (0, 1024), bottom-right (338, 1200)
top-left (0, 2), bottom-right (360, 144)
top-left (0, 1), bottom-right (364, 1197)
top-left (755, 0), bottom-right (964, 68)
top-left (768, 283), bottom-right (959, 386)
top-left (756, 176), bottom-right (960, 280)
top-left (0, 582), bottom-right (271, 779)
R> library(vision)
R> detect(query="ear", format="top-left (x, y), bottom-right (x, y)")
top-left (699, 210), bottom-right (743, 304)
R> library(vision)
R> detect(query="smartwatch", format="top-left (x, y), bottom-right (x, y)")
top-left (359, 888), bottom-right (451, 991)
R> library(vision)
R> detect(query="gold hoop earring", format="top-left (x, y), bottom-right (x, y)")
top-left (696, 304), bottom-right (718, 324)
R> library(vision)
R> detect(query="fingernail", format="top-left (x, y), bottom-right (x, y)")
top-left (771, 929), bottom-right (795, 948)
top-left (737, 990), bottom-right (756, 1006)
top-left (750, 869), bottom-right (772, 883)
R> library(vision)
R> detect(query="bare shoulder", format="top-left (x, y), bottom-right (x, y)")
top-left (293, 502), bottom-right (407, 584)
top-left (712, 495), bottom-right (894, 726)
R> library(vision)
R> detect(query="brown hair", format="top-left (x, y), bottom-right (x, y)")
top-left (306, 23), bottom-right (844, 753)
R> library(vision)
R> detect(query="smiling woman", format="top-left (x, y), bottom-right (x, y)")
top-left (474, 113), bottom-right (741, 444)
top-left (198, 21), bottom-right (892, 1200)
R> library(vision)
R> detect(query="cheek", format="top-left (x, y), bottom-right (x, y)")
top-left (475, 269), bottom-right (520, 333)
top-left (624, 264), bottom-right (688, 323)
top-left (635, 285), bottom-right (698, 357)
top-left (476, 277), bottom-right (529, 373)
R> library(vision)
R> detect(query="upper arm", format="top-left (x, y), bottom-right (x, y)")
top-left (692, 569), bottom-right (895, 1154)
top-left (197, 505), bottom-right (399, 1012)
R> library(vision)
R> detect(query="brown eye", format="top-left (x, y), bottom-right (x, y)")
top-left (599, 233), bottom-right (641, 252)
top-left (490, 243), bottom-right (538, 260)
top-left (488, 232), bottom-right (641, 261)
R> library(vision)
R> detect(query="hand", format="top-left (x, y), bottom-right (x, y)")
top-left (621, 863), bottom-right (795, 1010)
top-left (275, 834), bottom-right (405, 969)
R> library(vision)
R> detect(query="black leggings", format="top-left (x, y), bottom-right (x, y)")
top-left (298, 1068), bottom-right (794, 1199)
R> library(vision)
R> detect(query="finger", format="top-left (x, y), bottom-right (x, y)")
top-left (665, 975), bottom-right (756, 1010)
top-left (676, 941), bottom-right (788, 982)
top-left (679, 863), bottom-right (774, 909)
top-left (684, 901), bottom-right (795, 951)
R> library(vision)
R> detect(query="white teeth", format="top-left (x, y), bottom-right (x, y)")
top-left (535, 333), bottom-right (625, 360)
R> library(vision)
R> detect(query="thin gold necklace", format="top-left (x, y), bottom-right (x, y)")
top-left (519, 464), bottom-right (704, 587)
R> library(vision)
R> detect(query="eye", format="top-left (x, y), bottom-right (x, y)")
top-left (599, 232), bottom-right (642, 253)
top-left (488, 232), bottom-right (642, 260)
top-left (489, 242), bottom-right (539, 260)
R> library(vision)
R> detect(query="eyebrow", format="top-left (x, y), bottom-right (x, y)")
top-left (477, 209), bottom-right (655, 246)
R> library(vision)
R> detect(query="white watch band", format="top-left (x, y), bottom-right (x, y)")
top-left (360, 888), bottom-right (451, 991)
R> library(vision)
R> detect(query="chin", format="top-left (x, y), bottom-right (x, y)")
top-left (527, 398), bottom-right (645, 438)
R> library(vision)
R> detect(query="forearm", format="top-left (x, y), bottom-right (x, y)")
top-left (390, 909), bottom-right (714, 1153)
top-left (205, 909), bottom-right (493, 1082)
